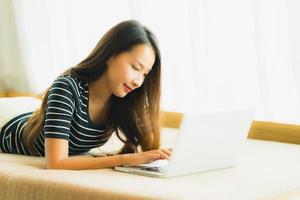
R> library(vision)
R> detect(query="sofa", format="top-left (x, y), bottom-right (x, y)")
top-left (1, 96), bottom-right (300, 200)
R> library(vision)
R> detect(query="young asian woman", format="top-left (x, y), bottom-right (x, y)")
top-left (0, 20), bottom-right (172, 170)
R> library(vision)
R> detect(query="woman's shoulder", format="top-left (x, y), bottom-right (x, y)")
top-left (55, 74), bottom-right (80, 85)
top-left (49, 74), bottom-right (88, 101)
top-left (53, 74), bottom-right (87, 91)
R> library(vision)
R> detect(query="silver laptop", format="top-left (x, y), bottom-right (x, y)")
top-left (114, 108), bottom-right (254, 178)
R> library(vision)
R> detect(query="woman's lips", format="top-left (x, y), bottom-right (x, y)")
top-left (124, 84), bottom-right (133, 93)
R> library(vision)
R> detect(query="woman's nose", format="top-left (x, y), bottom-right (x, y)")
top-left (132, 74), bottom-right (144, 88)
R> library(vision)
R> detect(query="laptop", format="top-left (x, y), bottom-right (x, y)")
top-left (114, 108), bottom-right (254, 178)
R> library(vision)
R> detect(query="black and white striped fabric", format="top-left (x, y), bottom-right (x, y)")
top-left (0, 75), bottom-right (112, 156)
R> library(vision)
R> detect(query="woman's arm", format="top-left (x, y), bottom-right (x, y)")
top-left (45, 138), bottom-right (171, 170)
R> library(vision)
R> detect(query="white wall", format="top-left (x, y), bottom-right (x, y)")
top-left (12, 0), bottom-right (132, 92)
top-left (287, 0), bottom-right (300, 94)
top-left (5, 0), bottom-right (300, 123)
top-left (0, 0), bottom-right (29, 91)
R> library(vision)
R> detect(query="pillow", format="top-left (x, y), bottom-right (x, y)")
top-left (0, 97), bottom-right (42, 128)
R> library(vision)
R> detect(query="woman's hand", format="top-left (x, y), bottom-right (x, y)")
top-left (123, 148), bottom-right (172, 166)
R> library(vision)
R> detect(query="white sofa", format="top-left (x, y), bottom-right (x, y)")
top-left (1, 135), bottom-right (300, 200)
top-left (1, 97), bottom-right (300, 200)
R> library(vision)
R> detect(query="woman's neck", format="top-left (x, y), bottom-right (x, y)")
top-left (88, 73), bottom-right (112, 107)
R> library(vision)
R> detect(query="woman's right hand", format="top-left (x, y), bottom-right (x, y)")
top-left (123, 148), bottom-right (172, 166)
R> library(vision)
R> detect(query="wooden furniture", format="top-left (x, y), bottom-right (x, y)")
top-left (161, 110), bottom-right (300, 145)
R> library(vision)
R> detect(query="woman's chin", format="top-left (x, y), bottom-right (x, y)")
top-left (113, 90), bottom-right (128, 98)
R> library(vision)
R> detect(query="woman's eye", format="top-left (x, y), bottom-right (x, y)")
top-left (131, 64), bottom-right (147, 77)
top-left (131, 65), bottom-right (139, 71)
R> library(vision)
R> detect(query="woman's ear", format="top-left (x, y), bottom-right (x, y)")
top-left (106, 56), bottom-right (114, 66)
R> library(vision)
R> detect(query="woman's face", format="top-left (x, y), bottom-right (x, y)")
top-left (106, 44), bottom-right (156, 97)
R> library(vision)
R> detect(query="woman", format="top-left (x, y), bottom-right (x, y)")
top-left (0, 20), bottom-right (171, 169)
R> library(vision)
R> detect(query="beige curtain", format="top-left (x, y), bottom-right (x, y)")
top-left (0, 0), bottom-right (29, 94)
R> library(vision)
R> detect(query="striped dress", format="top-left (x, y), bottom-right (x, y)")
top-left (0, 75), bottom-right (112, 156)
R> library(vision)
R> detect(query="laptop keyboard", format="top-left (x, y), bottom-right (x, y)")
top-left (140, 166), bottom-right (166, 173)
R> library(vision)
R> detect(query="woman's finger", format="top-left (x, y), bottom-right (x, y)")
top-left (161, 149), bottom-right (172, 156)
top-left (148, 153), bottom-right (162, 162)
top-left (147, 149), bottom-right (170, 159)
top-left (158, 151), bottom-right (170, 160)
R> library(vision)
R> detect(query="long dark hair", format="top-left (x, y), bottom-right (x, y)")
top-left (23, 20), bottom-right (162, 156)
